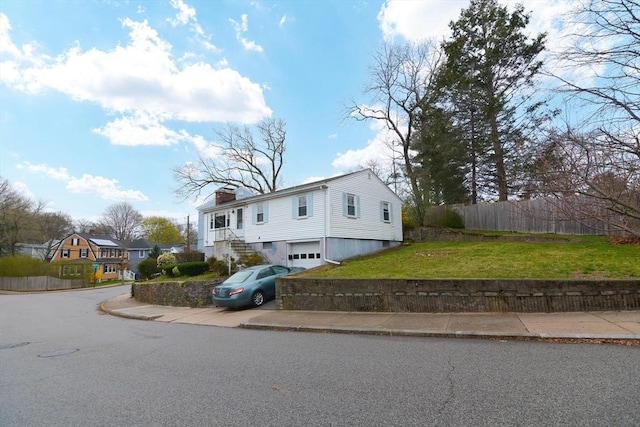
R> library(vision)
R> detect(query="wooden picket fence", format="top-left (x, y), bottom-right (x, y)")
top-left (428, 197), bottom-right (630, 235)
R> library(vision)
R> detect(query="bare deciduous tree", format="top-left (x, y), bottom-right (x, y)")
top-left (36, 212), bottom-right (73, 259)
top-left (173, 118), bottom-right (286, 200)
top-left (539, 0), bottom-right (640, 236)
top-left (100, 202), bottom-right (143, 243)
top-left (534, 127), bottom-right (639, 236)
top-left (0, 177), bottom-right (46, 255)
top-left (347, 41), bottom-right (443, 223)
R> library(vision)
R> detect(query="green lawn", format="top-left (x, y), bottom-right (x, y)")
top-left (305, 235), bottom-right (640, 279)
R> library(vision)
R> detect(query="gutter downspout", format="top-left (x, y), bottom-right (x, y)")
top-left (321, 184), bottom-right (341, 265)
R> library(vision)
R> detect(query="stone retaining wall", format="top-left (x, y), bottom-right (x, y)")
top-left (276, 278), bottom-right (640, 313)
top-left (132, 279), bottom-right (223, 307)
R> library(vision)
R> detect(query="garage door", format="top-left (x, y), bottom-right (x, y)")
top-left (288, 241), bottom-right (322, 269)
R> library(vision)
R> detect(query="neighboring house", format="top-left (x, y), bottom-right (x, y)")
top-left (16, 242), bottom-right (50, 260)
top-left (197, 169), bottom-right (403, 269)
top-left (127, 238), bottom-right (176, 275)
top-left (49, 233), bottom-right (133, 281)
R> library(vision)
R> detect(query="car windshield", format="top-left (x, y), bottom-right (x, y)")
top-left (224, 270), bottom-right (253, 284)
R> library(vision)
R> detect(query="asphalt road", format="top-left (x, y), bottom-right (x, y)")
top-left (1, 285), bottom-right (639, 426)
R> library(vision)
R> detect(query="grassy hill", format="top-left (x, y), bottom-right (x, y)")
top-left (306, 235), bottom-right (640, 279)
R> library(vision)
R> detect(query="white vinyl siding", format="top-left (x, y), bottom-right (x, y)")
top-left (245, 189), bottom-right (324, 242)
top-left (198, 169), bottom-right (403, 252)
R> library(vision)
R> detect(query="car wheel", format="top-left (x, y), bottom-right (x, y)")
top-left (251, 291), bottom-right (265, 307)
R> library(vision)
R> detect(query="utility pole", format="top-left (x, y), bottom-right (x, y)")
top-left (186, 215), bottom-right (190, 251)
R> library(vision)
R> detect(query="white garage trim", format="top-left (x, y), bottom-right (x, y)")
top-left (287, 241), bottom-right (321, 269)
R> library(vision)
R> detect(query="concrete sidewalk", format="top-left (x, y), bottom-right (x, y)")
top-left (100, 293), bottom-right (640, 342)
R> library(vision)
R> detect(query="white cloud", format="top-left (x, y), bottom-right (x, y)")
top-left (18, 162), bottom-right (148, 202)
top-left (230, 14), bottom-right (264, 53)
top-left (279, 15), bottom-right (288, 27)
top-left (11, 181), bottom-right (37, 201)
top-left (94, 112), bottom-right (188, 146)
top-left (332, 119), bottom-right (399, 171)
top-left (169, 0), bottom-right (196, 26)
top-left (378, 0), bottom-right (575, 46)
top-left (0, 15), bottom-right (270, 141)
top-left (378, 0), bottom-right (468, 42)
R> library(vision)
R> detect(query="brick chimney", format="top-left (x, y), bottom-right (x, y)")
top-left (215, 187), bottom-right (236, 205)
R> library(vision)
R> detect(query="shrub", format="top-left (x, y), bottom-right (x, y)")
top-left (137, 258), bottom-right (159, 280)
top-left (438, 208), bottom-right (465, 229)
top-left (172, 266), bottom-right (181, 277)
top-left (157, 252), bottom-right (177, 268)
top-left (175, 251), bottom-right (205, 263)
top-left (206, 256), bottom-right (230, 277)
top-left (176, 261), bottom-right (209, 277)
top-left (238, 253), bottom-right (264, 267)
top-left (0, 255), bottom-right (56, 277)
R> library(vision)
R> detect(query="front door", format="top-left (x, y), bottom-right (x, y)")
top-left (235, 208), bottom-right (244, 237)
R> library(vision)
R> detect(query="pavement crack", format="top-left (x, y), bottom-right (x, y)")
top-left (435, 354), bottom-right (456, 421)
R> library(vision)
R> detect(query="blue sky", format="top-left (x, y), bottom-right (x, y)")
top-left (0, 0), bottom-right (575, 227)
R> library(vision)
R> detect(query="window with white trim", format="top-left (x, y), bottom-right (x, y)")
top-left (214, 213), bottom-right (226, 229)
top-left (103, 264), bottom-right (117, 273)
top-left (80, 248), bottom-right (88, 258)
top-left (62, 249), bottom-right (70, 258)
top-left (342, 193), bottom-right (360, 218)
top-left (256, 203), bottom-right (264, 223)
top-left (381, 201), bottom-right (391, 222)
top-left (298, 195), bottom-right (307, 217)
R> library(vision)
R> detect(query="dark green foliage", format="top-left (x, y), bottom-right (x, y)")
top-left (437, 209), bottom-right (465, 229)
top-left (238, 253), bottom-right (264, 267)
top-left (206, 256), bottom-right (233, 277)
top-left (161, 261), bottom-right (210, 278)
top-left (437, 0), bottom-right (548, 202)
top-left (160, 263), bottom-right (178, 277)
top-left (174, 261), bottom-right (209, 277)
top-left (413, 105), bottom-right (470, 205)
top-left (137, 257), bottom-right (159, 279)
top-left (0, 254), bottom-right (57, 277)
top-left (148, 245), bottom-right (161, 259)
top-left (175, 251), bottom-right (205, 263)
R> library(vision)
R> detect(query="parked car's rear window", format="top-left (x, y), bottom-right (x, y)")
top-left (225, 271), bottom-right (253, 284)
top-left (272, 265), bottom-right (289, 274)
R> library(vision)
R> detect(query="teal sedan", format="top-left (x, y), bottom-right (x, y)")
top-left (212, 264), bottom-right (304, 308)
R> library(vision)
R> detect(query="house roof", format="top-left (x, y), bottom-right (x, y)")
top-left (51, 233), bottom-right (125, 249)
top-left (127, 238), bottom-right (175, 250)
top-left (197, 169), bottom-right (400, 212)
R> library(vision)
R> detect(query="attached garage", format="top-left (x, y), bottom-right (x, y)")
top-left (288, 241), bottom-right (322, 269)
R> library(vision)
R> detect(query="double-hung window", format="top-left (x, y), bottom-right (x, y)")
top-left (293, 194), bottom-right (313, 219)
top-left (80, 248), bottom-right (88, 258)
top-left (342, 193), bottom-right (360, 218)
top-left (256, 203), bottom-right (264, 223)
top-left (62, 249), bottom-right (70, 258)
top-left (298, 195), bottom-right (307, 217)
top-left (381, 201), bottom-right (391, 222)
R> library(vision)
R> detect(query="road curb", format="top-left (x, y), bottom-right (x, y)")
top-left (98, 302), bottom-right (163, 321)
top-left (239, 321), bottom-right (640, 344)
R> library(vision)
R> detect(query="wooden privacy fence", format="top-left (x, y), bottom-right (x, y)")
top-left (430, 197), bottom-right (629, 235)
top-left (0, 276), bottom-right (85, 292)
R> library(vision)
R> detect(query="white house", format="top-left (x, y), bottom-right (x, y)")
top-left (196, 169), bottom-right (404, 269)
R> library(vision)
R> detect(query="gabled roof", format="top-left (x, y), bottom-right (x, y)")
top-left (197, 169), bottom-right (400, 212)
top-left (127, 238), bottom-right (176, 250)
top-left (52, 233), bottom-right (125, 248)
